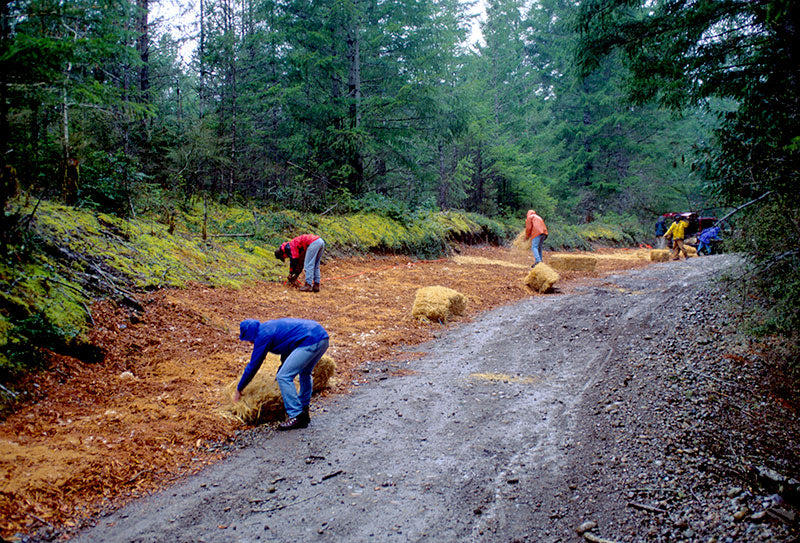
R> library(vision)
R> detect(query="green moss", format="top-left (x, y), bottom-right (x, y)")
top-left (0, 199), bottom-right (508, 380)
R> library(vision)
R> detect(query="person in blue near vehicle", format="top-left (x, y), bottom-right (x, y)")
top-left (696, 225), bottom-right (721, 255)
top-left (233, 318), bottom-right (330, 431)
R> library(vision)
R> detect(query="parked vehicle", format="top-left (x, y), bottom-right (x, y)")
top-left (660, 212), bottom-right (717, 237)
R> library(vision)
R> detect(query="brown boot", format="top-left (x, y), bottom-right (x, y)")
top-left (312, 282), bottom-right (320, 292)
top-left (298, 283), bottom-right (313, 292)
top-left (278, 416), bottom-right (307, 430)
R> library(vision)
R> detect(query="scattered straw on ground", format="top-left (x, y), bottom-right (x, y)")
top-left (469, 372), bottom-right (544, 385)
top-left (452, 255), bottom-right (528, 269)
top-left (0, 245), bottom-right (656, 539)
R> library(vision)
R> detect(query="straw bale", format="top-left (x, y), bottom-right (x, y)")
top-left (548, 254), bottom-right (597, 272)
top-left (218, 353), bottom-right (336, 425)
top-left (594, 249), bottom-right (650, 262)
top-left (650, 249), bottom-right (670, 262)
top-left (685, 245), bottom-right (697, 256)
top-left (523, 263), bottom-right (560, 294)
top-left (412, 286), bottom-right (467, 322)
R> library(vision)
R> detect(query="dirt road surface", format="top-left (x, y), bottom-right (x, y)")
top-left (68, 255), bottom-right (778, 543)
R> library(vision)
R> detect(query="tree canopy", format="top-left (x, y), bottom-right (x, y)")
top-left (576, 0), bottom-right (799, 332)
top-left (1, 0), bottom-right (712, 223)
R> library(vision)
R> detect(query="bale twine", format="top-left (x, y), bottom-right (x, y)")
top-left (650, 249), bottom-right (670, 262)
top-left (548, 254), bottom-right (597, 272)
top-left (218, 353), bottom-right (336, 425)
top-left (523, 263), bottom-right (560, 294)
top-left (412, 286), bottom-right (467, 323)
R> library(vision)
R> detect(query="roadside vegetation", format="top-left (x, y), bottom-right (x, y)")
top-left (0, 192), bottom-right (647, 411)
top-left (0, 0), bottom-right (797, 406)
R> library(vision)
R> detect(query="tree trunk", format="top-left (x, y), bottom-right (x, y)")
top-left (137, 0), bottom-right (149, 102)
top-left (0, 0), bottom-right (10, 163)
top-left (346, 21), bottom-right (363, 194)
top-left (437, 142), bottom-right (449, 209)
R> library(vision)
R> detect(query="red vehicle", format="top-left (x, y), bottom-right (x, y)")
top-left (660, 212), bottom-right (716, 237)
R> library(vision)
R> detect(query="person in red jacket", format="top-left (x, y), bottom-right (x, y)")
top-left (524, 210), bottom-right (548, 266)
top-left (275, 234), bottom-right (326, 292)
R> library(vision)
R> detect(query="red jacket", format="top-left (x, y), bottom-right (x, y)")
top-left (285, 234), bottom-right (320, 259)
top-left (525, 211), bottom-right (548, 240)
top-left (280, 234), bottom-right (321, 277)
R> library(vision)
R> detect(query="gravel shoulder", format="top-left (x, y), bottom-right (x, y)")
top-left (70, 255), bottom-right (799, 543)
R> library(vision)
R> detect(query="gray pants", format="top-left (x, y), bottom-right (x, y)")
top-left (304, 238), bottom-right (325, 285)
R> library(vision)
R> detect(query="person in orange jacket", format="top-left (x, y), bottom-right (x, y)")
top-left (525, 210), bottom-right (548, 266)
top-left (275, 234), bottom-right (326, 292)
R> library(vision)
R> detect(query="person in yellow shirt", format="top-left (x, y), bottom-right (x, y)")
top-left (664, 216), bottom-right (690, 260)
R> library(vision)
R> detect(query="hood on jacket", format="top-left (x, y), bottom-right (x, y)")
top-left (239, 319), bottom-right (261, 341)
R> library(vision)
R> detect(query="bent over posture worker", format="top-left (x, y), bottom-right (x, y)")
top-left (275, 234), bottom-right (326, 292)
top-left (234, 318), bottom-right (330, 431)
top-left (525, 210), bottom-right (548, 266)
top-left (664, 216), bottom-right (690, 260)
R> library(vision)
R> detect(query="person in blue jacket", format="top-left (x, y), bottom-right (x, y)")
top-left (233, 318), bottom-right (330, 430)
top-left (696, 225), bottom-right (721, 255)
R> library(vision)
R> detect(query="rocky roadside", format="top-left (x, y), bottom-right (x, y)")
top-left (560, 262), bottom-right (799, 543)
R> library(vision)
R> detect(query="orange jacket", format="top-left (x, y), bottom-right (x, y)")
top-left (525, 211), bottom-right (548, 240)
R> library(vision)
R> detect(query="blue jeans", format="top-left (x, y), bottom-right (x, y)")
top-left (531, 234), bottom-right (547, 264)
top-left (304, 238), bottom-right (325, 285)
top-left (276, 338), bottom-right (329, 417)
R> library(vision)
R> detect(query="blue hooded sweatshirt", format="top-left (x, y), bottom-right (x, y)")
top-left (698, 226), bottom-right (721, 244)
top-left (237, 318), bottom-right (329, 392)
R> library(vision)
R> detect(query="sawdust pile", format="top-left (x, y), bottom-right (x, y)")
top-left (650, 249), bottom-right (670, 262)
top-left (524, 263), bottom-right (560, 294)
top-left (412, 286), bottom-right (468, 323)
top-left (549, 254), bottom-right (597, 272)
top-left (219, 353), bottom-right (336, 425)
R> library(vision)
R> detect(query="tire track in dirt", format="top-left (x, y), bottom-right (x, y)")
top-left (72, 257), bottom-right (734, 543)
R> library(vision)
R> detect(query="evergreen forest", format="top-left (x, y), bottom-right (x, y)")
top-left (0, 0), bottom-right (798, 382)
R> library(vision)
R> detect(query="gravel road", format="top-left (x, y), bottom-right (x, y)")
top-left (71, 255), bottom-right (799, 543)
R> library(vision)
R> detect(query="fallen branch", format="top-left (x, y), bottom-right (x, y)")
top-left (0, 383), bottom-right (18, 399)
top-left (27, 512), bottom-right (51, 527)
top-left (127, 469), bottom-right (149, 484)
top-left (715, 190), bottom-right (773, 226)
top-left (627, 502), bottom-right (668, 515)
top-left (321, 469), bottom-right (343, 481)
top-left (21, 188), bottom-right (47, 229)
